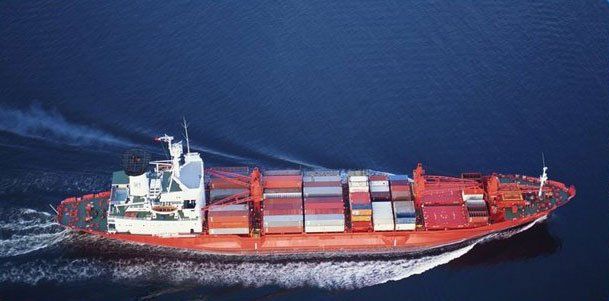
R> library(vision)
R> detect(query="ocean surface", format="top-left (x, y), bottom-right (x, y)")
top-left (1, 1), bottom-right (608, 300)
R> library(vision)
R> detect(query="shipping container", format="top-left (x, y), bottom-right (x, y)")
top-left (264, 192), bottom-right (303, 199)
top-left (370, 185), bottom-right (390, 193)
top-left (208, 204), bottom-right (249, 211)
top-left (304, 225), bottom-right (345, 233)
top-left (264, 209), bottom-right (303, 215)
top-left (304, 196), bottom-right (343, 203)
top-left (208, 228), bottom-right (249, 235)
top-left (348, 186), bottom-right (370, 193)
top-left (303, 181), bottom-right (342, 187)
top-left (302, 175), bottom-right (341, 183)
top-left (303, 170), bottom-right (340, 177)
top-left (210, 188), bottom-right (249, 201)
top-left (303, 186), bottom-right (342, 197)
top-left (264, 188), bottom-right (302, 193)
top-left (348, 181), bottom-right (369, 188)
top-left (263, 214), bottom-right (303, 222)
top-left (350, 204), bottom-right (372, 210)
top-left (422, 205), bottom-right (468, 230)
top-left (348, 176), bottom-right (369, 182)
top-left (369, 175), bottom-right (389, 181)
top-left (264, 226), bottom-right (303, 234)
top-left (351, 209), bottom-right (372, 215)
top-left (351, 215), bottom-right (372, 222)
top-left (263, 169), bottom-right (302, 176)
top-left (305, 208), bottom-right (344, 215)
top-left (370, 192), bottom-right (391, 200)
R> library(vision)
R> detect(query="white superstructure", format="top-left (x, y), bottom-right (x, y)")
top-left (107, 131), bottom-right (206, 236)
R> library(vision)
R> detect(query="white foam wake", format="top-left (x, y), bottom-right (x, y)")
top-left (0, 208), bottom-right (67, 258)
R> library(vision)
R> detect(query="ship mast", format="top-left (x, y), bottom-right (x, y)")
top-left (182, 117), bottom-right (191, 154)
top-left (538, 153), bottom-right (548, 197)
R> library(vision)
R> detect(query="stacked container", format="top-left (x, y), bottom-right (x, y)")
top-left (389, 175), bottom-right (416, 230)
top-left (349, 174), bottom-right (373, 232)
top-left (207, 169), bottom-right (251, 235)
top-left (369, 175), bottom-right (394, 231)
top-left (303, 170), bottom-right (345, 233)
top-left (262, 170), bottom-right (303, 234)
top-left (208, 204), bottom-right (250, 235)
top-left (462, 188), bottom-right (489, 226)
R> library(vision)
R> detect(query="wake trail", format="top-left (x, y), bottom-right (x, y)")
top-left (0, 103), bottom-right (134, 147)
top-left (0, 208), bottom-right (68, 258)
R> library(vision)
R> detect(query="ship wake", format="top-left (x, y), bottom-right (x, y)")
top-left (0, 216), bottom-right (547, 288)
top-left (0, 103), bottom-right (133, 147)
top-left (0, 208), bottom-right (67, 258)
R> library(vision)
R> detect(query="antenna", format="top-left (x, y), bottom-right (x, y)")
top-left (182, 117), bottom-right (190, 153)
top-left (538, 152), bottom-right (548, 197)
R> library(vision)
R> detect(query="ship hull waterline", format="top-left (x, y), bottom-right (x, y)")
top-left (66, 210), bottom-right (551, 256)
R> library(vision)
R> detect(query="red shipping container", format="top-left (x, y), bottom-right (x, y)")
top-left (208, 211), bottom-right (249, 218)
top-left (264, 188), bottom-right (302, 193)
top-left (421, 190), bottom-right (463, 206)
top-left (264, 226), bottom-right (303, 234)
top-left (422, 205), bottom-right (468, 230)
top-left (264, 198), bottom-right (302, 205)
top-left (264, 175), bottom-right (302, 182)
top-left (263, 202), bottom-right (302, 210)
top-left (351, 221), bottom-right (372, 231)
top-left (390, 185), bottom-right (411, 191)
top-left (208, 219), bottom-right (249, 226)
top-left (208, 216), bottom-right (249, 223)
top-left (305, 208), bottom-right (344, 215)
top-left (303, 197), bottom-right (343, 204)
top-left (303, 181), bottom-right (342, 187)
top-left (264, 209), bottom-right (303, 215)
top-left (304, 201), bottom-right (344, 209)
top-left (349, 192), bottom-right (370, 202)
top-left (369, 175), bottom-right (388, 181)
top-left (263, 176), bottom-right (302, 189)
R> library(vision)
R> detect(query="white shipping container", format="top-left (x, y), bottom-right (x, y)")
top-left (369, 186), bottom-right (390, 192)
top-left (305, 225), bottom-right (345, 233)
top-left (349, 176), bottom-right (369, 182)
top-left (369, 181), bottom-right (389, 187)
top-left (264, 192), bottom-right (303, 199)
top-left (348, 181), bottom-right (369, 188)
top-left (395, 223), bottom-right (416, 231)
top-left (208, 228), bottom-right (250, 235)
top-left (305, 219), bottom-right (345, 227)
top-left (349, 186), bottom-right (370, 193)
top-left (373, 222), bottom-right (395, 231)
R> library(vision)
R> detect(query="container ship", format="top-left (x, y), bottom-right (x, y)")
top-left (55, 131), bottom-right (576, 255)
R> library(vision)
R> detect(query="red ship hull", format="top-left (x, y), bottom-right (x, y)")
top-left (78, 212), bottom-right (545, 255)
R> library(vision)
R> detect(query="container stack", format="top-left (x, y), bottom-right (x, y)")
top-left (462, 188), bottom-right (489, 226)
top-left (207, 204), bottom-right (250, 235)
top-left (389, 175), bottom-right (416, 231)
top-left (421, 189), bottom-right (468, 230)
top-left (348, 174), bottom-right (373, 232)
top-left (393, 201), bottom-right (416, 230)
top-left (369, 175), bottom-right (394, 231)
top-left (262, 170), bottom-right (304, 234)
top-left (207, 169), bottom-right (251, 235)
top-left (369, 175), bottom-right (391, 200)
top-left (303, 171), bottom-right (345, 233)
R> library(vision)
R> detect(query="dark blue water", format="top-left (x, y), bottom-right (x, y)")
top-left (1, 1), bottom-right (608, 300)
